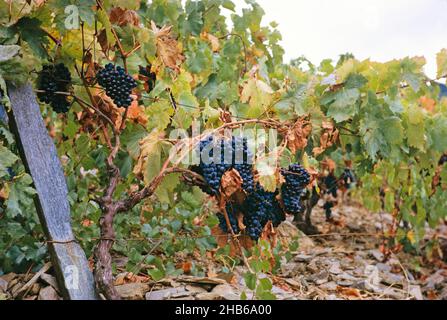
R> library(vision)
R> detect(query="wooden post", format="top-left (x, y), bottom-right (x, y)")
top-left (6, 83), bottom-right (97, 300)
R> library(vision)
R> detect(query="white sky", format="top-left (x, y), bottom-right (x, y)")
top-left (229, 0), bottom-right (447, 78)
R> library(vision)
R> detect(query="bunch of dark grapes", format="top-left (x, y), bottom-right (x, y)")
top-left (270, 200), bottom-right (286, 227)
top-left (231, 136), bottom-right (254, 193)
top-left (196, 136), bottom-right (231, 194)
top-left (194, 136), bottom-right (287, 240)
top-left (37, 63), bottom-right (72, 113)
top-left (280, 163), bottom-right (310, 214)
top-left (139, 65), bottom-right (156, 93)
top-left (97, 63), bottom-right (137, 107)
top-left (217, 203), bottom-right (240, 234)
top-left (242, 185), bottom-right (284, 240)
top-left (195, 135), bottom-right (254, 195)
top-left (324, 172), bottom-right (338, 197)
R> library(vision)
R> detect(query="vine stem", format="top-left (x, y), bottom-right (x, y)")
top-left (220, 197), bottom-right (254, 274)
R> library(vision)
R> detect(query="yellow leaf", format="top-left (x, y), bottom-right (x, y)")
top-left (407, 230), bottom-right (416, 244)
top-left (436, 48), bottom-right (447, 79)
top-left (240, 78), bottom-right (274, 116)
top-left (201, 32), bottom-right (220, 52)
top-left (256, 159), bottom-right (277, 192)
top-left (133, 129), bottom-right (165, 184)
top-left (151, 21), bottom-right (185, 73)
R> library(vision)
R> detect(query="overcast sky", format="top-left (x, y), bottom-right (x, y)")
top-left (229, 0), bottom-right (447, 78)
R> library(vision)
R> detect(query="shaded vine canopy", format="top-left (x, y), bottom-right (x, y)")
top-left (0, 0), bottom-right (447, 248)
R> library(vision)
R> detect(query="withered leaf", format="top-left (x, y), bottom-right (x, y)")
top-left (151, 21), bottom-right (185, 73)
top-left (286, 118), bottom-right (312, 154)
top-left (313, 121), bottom-right (339, 157)
top-left (127, 98), bottom-right (148, 126)
top-left (109, 7), bottom-right (140, 27)
top-left (201, 32), bottom-right (220, 52)
top-left (220, 169), bottom-right (243, 200)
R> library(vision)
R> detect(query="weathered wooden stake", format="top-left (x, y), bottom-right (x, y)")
top-left (7, 83), bottom-right (97, 300)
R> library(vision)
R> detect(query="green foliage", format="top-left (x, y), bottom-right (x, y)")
top-left (0, 0), bottom-right (446, 287)
top-left (0, 121), bottom-right (45, 274)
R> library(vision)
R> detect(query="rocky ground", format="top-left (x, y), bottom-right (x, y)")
top-left (1, 201), bottom-right (447, 300)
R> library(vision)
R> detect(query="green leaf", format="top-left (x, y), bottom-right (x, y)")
top-left (427, 115), bottom-right (447, 152)
top-left (96, 9), bottom-right (115, 48)
top-left (78, 0), bottom-right (96, 26)
top-left (240, 78), bottom-right (273, 117)
top-left (14, 17), bottom-right (49, 58)
top-left (155, 173), bottom-right (180, 204)
top-left (145, 100), bottom-right (174, 131)
top-left (327, 88), bottom-right (360, 123)
top-left (6, 174), bottom-right (36, 218)
top-left (222, 0), bottom-right (236, 11)
top-left (243, 272), bottom-right (256, 290)
top-left (436, 48), bottom-right (447, 79)
top-left (121, 124), bottom-right (147, 159)
top-left (406, 105), bottom-right (425, 150)
top-left (258, 277), bottom-right (272, 291)
top-left (0, 145), bottom-right (19, 178)
top-left (182, 0), bottom-right (204, 36)
top-left (403, 72), bottom-right (420, 92)
top-left (381, 117), bottom-right (404, 145)
top-left (345, 73), bottom-right (368, 89)
top-left (148, 268), bottom-right (165, 281)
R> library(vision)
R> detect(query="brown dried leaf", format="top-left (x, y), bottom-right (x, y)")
top-left (82, 52), bottom-right (99, 85)
top-left (219, 108), bottom-right (233, 123)
top-left (201, 32), bottom-right (220, 52)
top-left (127, 99), bottom-right (148, 125)
top-left (420, 96), bottom-right (436, 113)
top-left (97, 29), bottom-right (111, 55)
top-left (109, 7), bottom-right (140, 27)
top-left (313, 121), bottom-right (339, 156)
top-left (220, 169), bottom-right (243, 200)
top-left (286, 118), bottom-right (312, 153)
top-left (81, 219), bottom-right (94, 227)
top-left (0, 187), bottom-right (9, 200)
top-left (321, 158), bottom-right (336, 172)
top-left (33, 0), bottom-right (47, 6)
top-left (151, 21), bottom-right (185, 73)
top-left (211, 225), bottom-right (254, 256)
top-left (93, 93), bottom-right (125, 129)
top-left (181, 262), bottom-right (192, 274)
top-left (336, 286), bottom-right (362, 298)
